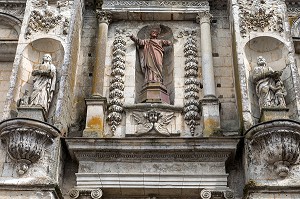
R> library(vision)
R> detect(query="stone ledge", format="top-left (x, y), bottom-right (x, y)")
top-left (65, 137), bottom-right (240, 162)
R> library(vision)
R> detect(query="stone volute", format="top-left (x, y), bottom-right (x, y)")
top-left (0, 118), bottom-right (60, 175)
top-left (245, 120), bottom-right (300, 178)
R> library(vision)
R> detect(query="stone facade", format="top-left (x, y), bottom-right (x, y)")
top-left (0, 0), bottom-right (300, 198)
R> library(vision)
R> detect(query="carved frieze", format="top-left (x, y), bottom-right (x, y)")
top-left (0, 118), bottom-right (60, 175)
top-left (103, 1), bottom-right (209, 7)
top-left (246, 120), bottom-right (300, 178)
top-left (107, 28), bottom-right (126, 134)
top-left (132, 110), bottom-right (174, 136)
top-left (181, 28), bottom-right (200, 136)
top-left (238, 0), bottom-right (284, 37)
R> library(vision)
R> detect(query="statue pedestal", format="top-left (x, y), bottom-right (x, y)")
top-left (83, 97), bottom-right (107, 138)
top-left (17, 106), bottom-right (46, 122)
top-left (139, 82), bottom-right (170, 104)
top-left (260, 107), bottom-right (289, 122)
top-left (201, 96), bottom-right (221, 137)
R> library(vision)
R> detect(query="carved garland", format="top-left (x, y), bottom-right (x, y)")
top-left (107, 29), bottom-right (126, 134)
top-left (182, 29), bottom-right (200, 136)
top-left (238, 0), bottom-right (284, 37)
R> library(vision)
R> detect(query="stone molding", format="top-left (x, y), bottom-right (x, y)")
top-left (96, 10), bottom-right (112, 24)
top-left (65, 137), bottom-right (239, 162)
top-left (69, 188), bottom-right (103, 199)
top-left (107, 28), bottom-right (126, 134)
top-left (238, 0), bottom-right (284, 37)
top-left (181, 28), bottom-right (200, 136)
top-left (245, 120), bottom-right (300, 178)
top-left (103, 0), bottom-right (209, 8)
top-left (75, 173), bottom-right (230, 189)
top-left (0, 118), bottom-right (60, 175)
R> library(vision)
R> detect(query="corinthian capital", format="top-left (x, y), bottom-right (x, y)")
top-left (96, 10), bottom-right (112, 24)
top-left (196, 11), bottom-right (212, 24)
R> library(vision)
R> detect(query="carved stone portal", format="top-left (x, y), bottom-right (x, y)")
top-left (0, 118), bottom-right (60, 175)
top-left (246, 120), bottom-right (300, 178)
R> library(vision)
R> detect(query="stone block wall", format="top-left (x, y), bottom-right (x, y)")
top-left (0, 62), bottom-right (13, 116)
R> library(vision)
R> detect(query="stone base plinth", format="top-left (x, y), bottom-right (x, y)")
top-left (201, 96), bottom-right (221, 137)
top-left (139, 82), bottom-right (170, 104)
top-left (83, 97), bottom-right (107, 138)
top-left (260, 107), bottom-right (289, 122)
top-left (17, 106), bottom-right (46, 122)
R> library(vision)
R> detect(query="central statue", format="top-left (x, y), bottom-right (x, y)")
top-left (130, 29), bottom-right (172, 84)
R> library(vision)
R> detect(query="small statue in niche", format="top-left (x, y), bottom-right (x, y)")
top-left (29, 53), bottom-right (56, 113)
top-left (130, 29), bottom-right (172, 84)
top-left (17, 90), bottom-right (30, 107)
top-left (252, 56), bottom-right (287, 109)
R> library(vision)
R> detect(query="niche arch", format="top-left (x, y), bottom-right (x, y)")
top-left (134, 24), bottom-right (174, 104)
top-left (244, 36), bottom-right (290, 122)
top-left (18, 38), bottom-right (64, 117)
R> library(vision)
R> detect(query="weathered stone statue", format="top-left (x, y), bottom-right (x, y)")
top-left (29, 54), bottom-right (56, 113)
top-left (252, 56), bottom-right (287, 109)
top-left (130, 29), bottom-right (172, 84)
top-left (17, 89), bottom-right (30, 107)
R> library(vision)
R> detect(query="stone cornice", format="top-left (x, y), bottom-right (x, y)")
top-left (101, 0), bottom-right (210, 21)
top-left (65, 137), bottom-right (240, 162)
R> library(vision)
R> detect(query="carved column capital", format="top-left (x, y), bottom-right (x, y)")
top-left (200, 189), bottom-right (212, 199)
top-left (196, 11), bottom-right (212, 25)
top-left (69, 188), bottom-right (103, 199)
top-left (96, 10), bottom-right (112, 24)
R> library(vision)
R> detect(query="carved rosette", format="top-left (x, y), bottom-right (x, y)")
top-left (238, 0), bottom-right (284, 37)
top-left (0, 118), bottom-right (60, 175)
top-left (200, 189), bottom-right (212, 199)
top-left (246, 120), bottom-right (300, 178)
top-left (69, 188), bottom-right (103, 199)
top-left (182, 29), bottom-right (200, 136)
top-left (107, 28), bottom-right (126, 133)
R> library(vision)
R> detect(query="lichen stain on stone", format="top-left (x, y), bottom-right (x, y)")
top-left (203, 118), bottom-right (219, 136)
top-left (87, 116), bottom-right (103, 130)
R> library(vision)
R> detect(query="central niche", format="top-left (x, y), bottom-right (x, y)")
top-left (134, 24), bottom-right (174, 104)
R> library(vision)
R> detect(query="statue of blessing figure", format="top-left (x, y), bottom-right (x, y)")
top-left (130, 29), bottom-right (172, 84)
top-left (29, 54), bottom-right (56, 113)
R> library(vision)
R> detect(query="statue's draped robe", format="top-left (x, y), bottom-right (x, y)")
top-left (30, 63), bottom-right (56, 112)
top-left (132, 36), bottom-right (171, 83)
top-left (253, 66), bottom-right (275, 108)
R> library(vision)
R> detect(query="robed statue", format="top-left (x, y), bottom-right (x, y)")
top-left (29, 54), bottom-right (56, 113)
top-left (130, 29), bottom-right (172, 84)
top-left (252, 56), bottom-right (287, 109)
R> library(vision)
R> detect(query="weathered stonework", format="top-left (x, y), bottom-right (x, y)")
top-left (1, 0), bottom-right (300, 198)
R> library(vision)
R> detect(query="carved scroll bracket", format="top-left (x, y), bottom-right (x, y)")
top-left (0, 118), bottom-right (60, 175)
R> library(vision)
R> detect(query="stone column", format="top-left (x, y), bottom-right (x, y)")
top-left (197, 12), bottom-right (220, 137)
top-left (83, 11), bottom-right (111, 138)
top-left (92, 10), bottom-right (112, 97)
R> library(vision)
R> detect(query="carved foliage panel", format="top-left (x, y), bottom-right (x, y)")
top-left (25, 0), bottom-right (72, 39)
top-left (238, 0), bottom-right (285, 37)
